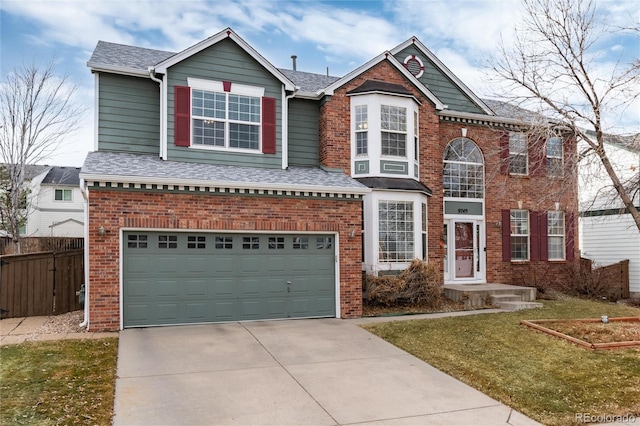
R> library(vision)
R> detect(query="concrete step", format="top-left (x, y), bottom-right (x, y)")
top-left (490, 294), bottom-right (522, 304)
top-left (497, 301), bottom-right (544, 311)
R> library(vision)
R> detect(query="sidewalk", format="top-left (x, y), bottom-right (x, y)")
top-left (0, 316), bottom-right (118, 346)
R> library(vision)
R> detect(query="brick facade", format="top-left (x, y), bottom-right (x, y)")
top-left (319, 58), bottom-right (579, 287)
top-left (87, 189), bottom-right (362, 331)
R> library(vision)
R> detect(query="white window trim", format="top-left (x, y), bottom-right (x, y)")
top-left (546, 136), bottom-right (564, 176)
top-left (187, 78), bottom-right (265, 154)
top-left (350, 93), bottom-right (419, 178)
top-left (54, 188), bottom-right (73, 202)
top-left (547, 211), bottom-right (566, 260)
top-left (362, 191), bottom-right (428, 274)
top-left (510, 209), bottom-right (530, 261)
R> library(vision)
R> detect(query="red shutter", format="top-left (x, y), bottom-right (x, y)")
top-left (566, 211), bottom-right (575, 261)
top-left (539, 212), bottom-right (549, 261)
top-left (530, 211), bottom-right (539, 261)
top-left (174, 86), bottom-right (191, 147)
top-left (530, 137), bottom-right (545, 176)
top-left (500, 132), bottom-right (509, 175)
top-left (502, 209), bottom-right (511, 261)
top-left (262, 97), bottom-right (276, 154)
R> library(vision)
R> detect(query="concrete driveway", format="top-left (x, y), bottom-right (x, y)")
top-left (114, 319), bottom-right (540, 425)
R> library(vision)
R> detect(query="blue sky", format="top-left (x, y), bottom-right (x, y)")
top-left (1, 0), bottom-right (638, 166)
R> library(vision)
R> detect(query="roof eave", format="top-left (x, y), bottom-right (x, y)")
top-left (88, 64), bottom-right (150, 78)
top-left (79, 172), bottom-right (371, 195)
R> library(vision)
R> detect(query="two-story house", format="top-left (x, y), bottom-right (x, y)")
top-left (82, 28), bottom-right (578, 331)
top-left (26, 166), bottom-right (84, 237)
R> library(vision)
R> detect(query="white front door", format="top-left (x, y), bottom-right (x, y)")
top-left (447, 220), bottom-right (485, 283)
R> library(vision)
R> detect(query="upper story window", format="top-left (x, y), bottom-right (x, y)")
top-left (355, 105), bottom-right (368, 155)
top-left (443, 138), bottom-right (484, 199)
top-left (192, 90), bottom-right (261, 150)
top-left (381, 105), bottom-right (407, 157)
top-left (54, 189), bottom-right (73, 202)
top-left (175, 78), bottom-right (276, 154)
top-left (509, 132), bottom-right (528, 175)
top-left (350, 92), bottom-right (419, 178)
top-left (546, 137), bottom-right (563, 177)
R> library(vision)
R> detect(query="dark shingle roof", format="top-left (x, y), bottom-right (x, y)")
top-left (88, 41), bottom-right (176, 72)
top-left (0, 164), bottom-right (50, 180)
top-left (278, 69), bottom-right (340, 93)
top-left (355, 177), bottom-right (432, 196)
top-left (42, 167), bottom-right (81, 186)
top-left (482, 99), bottom-right (549, 124)
top-left (347, 80), bottom-right (414, 96)
top-left (81, 151), bottom-right (368, 192)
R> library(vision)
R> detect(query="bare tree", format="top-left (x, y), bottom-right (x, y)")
top-left (490, 0), bottom-right (640, 231)
top-left (0, 60), bottom-right (84, 252)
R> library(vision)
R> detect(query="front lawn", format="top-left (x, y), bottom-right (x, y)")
top-left (364, 297), bottom-right (640, 426)
top-left (0, 338), bottom-right (118, 425)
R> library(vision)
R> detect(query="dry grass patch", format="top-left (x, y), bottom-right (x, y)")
top-left (364, 297), bottom-right (640, 426)
top-left (0, 338), bottom-right (118, 425)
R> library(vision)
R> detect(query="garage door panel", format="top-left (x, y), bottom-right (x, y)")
top-left (239, 278), bottom-right (261, 295)
top-left (125, 256), bottom-right (150, 274)
top-left (186, 256), bottom-right (209, 274)
top-left (185, 279), bottom-right (208, 296)
top-left (123, 232), bottom-right (336, 327)
top-left (184, 302), bottom-right (207, 321)
top-left (156, 257), bottom-right (178, 274)
top-left (211, 278), bottom-right (234, 296)
top-left (211, 302), bottom-right (235, 321)
top-left (238, 256), bottom-right (262, 273)
top-left (126, 279), bottom-right (150, 297)
top-left (156, 303), bottom-right (179, 321)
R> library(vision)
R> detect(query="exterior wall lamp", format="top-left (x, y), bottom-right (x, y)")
top-left (98, 226), bottom-right (106, 236)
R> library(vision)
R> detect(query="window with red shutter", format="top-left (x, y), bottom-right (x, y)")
top-left (262, 97), bottom-right (276, 154)
top-left (174, 86), bottom-right (191, 147)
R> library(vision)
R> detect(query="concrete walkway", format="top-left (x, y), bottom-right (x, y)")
top-left (0, 316), bottom-right (118, 345)
top-left (114, 317), bottom-right (541, 426)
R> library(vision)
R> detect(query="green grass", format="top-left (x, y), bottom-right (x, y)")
top-left (364, 297), bottom-right (640, 426)
top-left (0, 338), bottom-right (118, 426)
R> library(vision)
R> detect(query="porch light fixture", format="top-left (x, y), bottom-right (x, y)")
top-left (98, 226), bottom-right (106, 236)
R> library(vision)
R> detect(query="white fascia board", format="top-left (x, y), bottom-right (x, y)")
top-left (321, 51), bottom-right (445, 110)
top-left (153, 28), bottom-right (296, 92)
top-left (79, 173), bottom-right (372, 195)
top-left (390, 37), bottom-right (494, 116)
top-left (88, 65), bottom-right (149, 78)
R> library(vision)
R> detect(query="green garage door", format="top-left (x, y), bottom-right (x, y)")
top-left (122, 232), bottom-right (336, 327)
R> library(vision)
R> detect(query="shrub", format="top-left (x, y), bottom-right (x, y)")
top-left (363, 259), bottom-right (443, 308)
top-left (561, 261), bottom-right (624, 302)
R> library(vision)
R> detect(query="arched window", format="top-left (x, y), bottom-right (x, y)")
top-left (443, 138), bottom-right (484, 198)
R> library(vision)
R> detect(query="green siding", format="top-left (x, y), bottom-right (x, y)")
top-left (166, 38), bottom-right (283, 168)
top-left (98, 74), bottom-right (160, 154)
top-left (288, 98), bottom-right (319, 166)
top-left (395, 46), bottom-right (484, 114)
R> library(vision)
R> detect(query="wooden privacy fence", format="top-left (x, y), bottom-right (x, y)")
top-left (0, 237), bottom-right (84, 255)
top-left (0, 249), bottom-right (84, 318)
top-left (581, 257), bottom-right (631, 299)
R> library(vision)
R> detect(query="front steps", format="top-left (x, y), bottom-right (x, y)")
top-left (443, 283), bottom-right (543, 311)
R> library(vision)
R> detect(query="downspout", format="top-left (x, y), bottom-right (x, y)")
top-left (148, 67), bottom-right (166, 160)
top-left (282, 86), bottom-right (298, 169)
top-left (79, 178), bottom-right (89, 328)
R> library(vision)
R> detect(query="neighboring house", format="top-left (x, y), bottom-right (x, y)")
top-left (0, 164), bottom-right (49, 236)
top-left (578, 133), bottom-right (640, 297)
top-left (26, 166), bottom-right (84, 237)
top-left (82, 28), bottom-right (578, 331)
